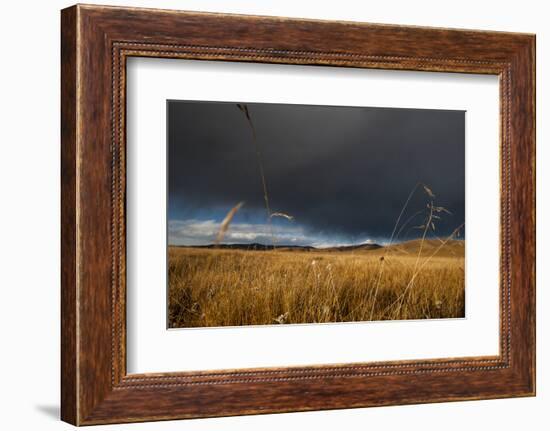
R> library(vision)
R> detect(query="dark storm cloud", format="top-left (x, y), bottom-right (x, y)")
top-left (168, 100), bottom-right (465, 243)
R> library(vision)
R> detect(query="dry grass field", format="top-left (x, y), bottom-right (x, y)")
top-left (168, 239), bottom-right (465, 328)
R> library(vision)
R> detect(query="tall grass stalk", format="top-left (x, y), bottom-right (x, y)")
top-left (237, 104), bottom-right (275, 244)
top-left (368, 182), bottom-right (421, 320)
top-left (390, 223), bottom-right (465, 319)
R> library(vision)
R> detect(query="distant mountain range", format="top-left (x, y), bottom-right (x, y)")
top-left (173, 242), bottom-right (382, 252)
top-left (171, 239), bottom-right (464, 257)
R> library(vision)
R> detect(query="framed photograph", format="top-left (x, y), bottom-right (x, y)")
top-left (61, 4), bottom-right (535, 425)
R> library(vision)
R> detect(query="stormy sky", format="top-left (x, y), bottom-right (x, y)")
top-left (168, 100), bottom-right (465, 247)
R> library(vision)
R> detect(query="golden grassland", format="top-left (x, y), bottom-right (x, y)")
top-left (168, 239), bottom-right (465, 328)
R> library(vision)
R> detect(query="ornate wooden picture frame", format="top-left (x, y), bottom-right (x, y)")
top-left (61, 4), bottom-right (535, 425)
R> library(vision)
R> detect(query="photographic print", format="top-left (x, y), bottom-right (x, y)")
top-left (167, 101), bottom-right (465, 328)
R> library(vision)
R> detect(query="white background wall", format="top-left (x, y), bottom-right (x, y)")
top-left (0, 0), bottom-right (546, 429)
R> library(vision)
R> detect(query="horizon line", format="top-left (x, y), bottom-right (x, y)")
top-left (168, 237), bottom-right (464, 250)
